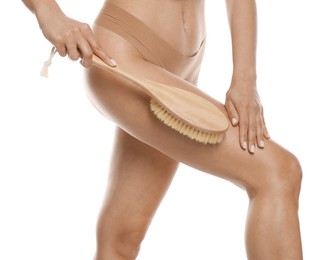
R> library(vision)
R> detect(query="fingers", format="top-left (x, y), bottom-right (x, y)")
top-left (225, 98), bottom-right (239, 127)
top-left (238, 112), bottom-right (259, 154)
top-left (230, 100), bottom-right (268, 154)
top-left (247, 114), bottom-right (257, 154)
top-left (263, 125), bottom-right (270, 140)
top-left (80, 23), bottom-right (117, 67)
top-left (51, 20), bottom-right (116, 68)
top-left (262, 108), bottom-right (271, 139)
top-left (66, 43), bottom-right (81, 61)
top-left (54, 43), bottom-right (67, 57)
top-left (256, 113), bottom-right (265, 149)
top-left (239, 119), bottom-right (249, 151)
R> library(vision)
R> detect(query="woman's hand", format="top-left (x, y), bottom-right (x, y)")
top-left (36, 5), bottom-right (116, 68)
top-left (225, 79), bottom-right (270, 153)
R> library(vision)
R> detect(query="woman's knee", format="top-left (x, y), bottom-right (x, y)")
top-left (96, 223), bottom-right (145, 259)
top-left (115, 229), bottom-right (144, 258)
top-left (277, 153), bottom-right (303, 199)
top-left (247, 150), bottom-right (302, 201)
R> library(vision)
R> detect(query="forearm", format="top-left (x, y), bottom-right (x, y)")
top-left (225, 0), bottom-right (257, 83)
top-left (22, 0), bottom-right (64, 27)
top-left (22, 0), bottom-right (61, 13)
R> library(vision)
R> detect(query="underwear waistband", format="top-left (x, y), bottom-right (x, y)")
top-left (94, 2), bottom-right (206, 71)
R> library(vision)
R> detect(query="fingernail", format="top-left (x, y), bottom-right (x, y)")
top-left (259, 140), bottom-right (265, 148)
top-left (250, 145), bottom-right (256, 153)
top-left (231, 117), bottom-right (237, 126)
top-left (110, 59), bottom-right (117, 67)
top-left (242, 141), bottom-right (248, 150)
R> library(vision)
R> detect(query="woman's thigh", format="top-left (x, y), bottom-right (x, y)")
top-left (86, 27), bottom-right (296, 194)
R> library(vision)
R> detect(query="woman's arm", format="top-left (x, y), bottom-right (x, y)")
top-left (225, 0), bottom-right (269, 153)
top-left (21, 0), bottom-right (116, 67)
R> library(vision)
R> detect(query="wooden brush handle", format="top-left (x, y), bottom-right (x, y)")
top-left (92, 55), bottom-right (161, 97)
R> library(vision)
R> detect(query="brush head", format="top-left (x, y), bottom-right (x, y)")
top-left (150, 99), bottom-right (227, 144)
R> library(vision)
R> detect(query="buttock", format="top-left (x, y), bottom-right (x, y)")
top-left (94, 2), bottom-right (206, 80)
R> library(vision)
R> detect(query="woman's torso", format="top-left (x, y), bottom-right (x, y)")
top-left (106, 0), bottom-right (206, 56)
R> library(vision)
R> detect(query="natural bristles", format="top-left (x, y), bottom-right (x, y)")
top-left (150, 99), bottom-right (224, 144)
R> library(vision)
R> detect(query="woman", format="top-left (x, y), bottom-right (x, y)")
top-left (22, 0), bottom-right (303, 259)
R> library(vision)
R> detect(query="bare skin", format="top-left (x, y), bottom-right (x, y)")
top-left (22, 0), bottom-right (303, 259)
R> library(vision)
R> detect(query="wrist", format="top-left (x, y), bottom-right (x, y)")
top-left (231, 70), bottom-right (257, 85)
top-left (230, 73), bottom-right (257, 91)
top-left (232, 67), bottom-right (256, 80)
top-left (34, 1), bottom-right (64, 27)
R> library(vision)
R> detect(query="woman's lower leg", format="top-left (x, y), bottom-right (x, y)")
top-left (93, 129), bottom-right (179, 260)
top-left (244, 158), bottom-right (303, 260)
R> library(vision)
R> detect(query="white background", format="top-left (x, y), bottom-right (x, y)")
top-left (1, 0), bottom-right (331, 259)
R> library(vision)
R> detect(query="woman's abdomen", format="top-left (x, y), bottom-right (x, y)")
top-left (106, 0), bottom-right (206, 56)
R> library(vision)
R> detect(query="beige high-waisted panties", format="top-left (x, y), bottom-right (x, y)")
top-left (94, 2), bottom-right (206, 78)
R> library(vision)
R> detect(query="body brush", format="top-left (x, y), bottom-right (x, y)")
top-left (41, 47), bottom-right (229, 144)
